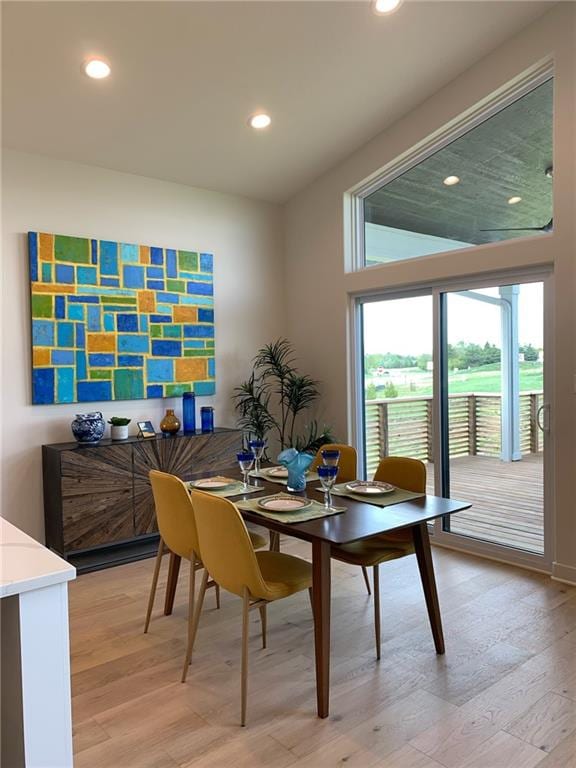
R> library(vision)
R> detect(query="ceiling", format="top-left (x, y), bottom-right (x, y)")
top-left (365, 78), bottom-right (553, 248)
top-left (2, 1), bottom-right (551, 203)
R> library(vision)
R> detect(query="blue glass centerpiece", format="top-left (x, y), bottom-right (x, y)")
top-left (278, 448), bottom-right (314, 492)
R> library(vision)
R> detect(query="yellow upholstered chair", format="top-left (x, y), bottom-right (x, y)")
top-left (330, 456), bottom-right (426, 660)
top-left (187, 490), bottom-right (313, 726)
top-left (143, 471), bottom-right (266, 683)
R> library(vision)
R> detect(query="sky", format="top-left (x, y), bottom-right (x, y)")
top-left (363, 282), bottom-right (543, 356)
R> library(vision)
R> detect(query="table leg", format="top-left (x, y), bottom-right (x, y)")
top-left (312, 539), bottom-right (331, 718)
top-left (164, 553), bottom-right (181, 616)
top-left (413, 522), bottom-right (445, 654)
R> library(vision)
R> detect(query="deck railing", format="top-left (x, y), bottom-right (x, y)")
top-left (365, 391), bottom-right (543, 478)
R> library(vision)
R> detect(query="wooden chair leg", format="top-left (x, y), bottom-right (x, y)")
top-left (181, 569), bottom-right (208, 683)
top-left (373, 564), bottom-right (381, 660)
top-left (269, 531), bottom-right (280, 552)
top-left (241, 587), bottom-right (250, 726)
top-left (144, 540), bottom-right (164, 633)
top-left (215, 583), bottom-right (221, 609)
top-left (361, 566), bottom-right (372, 596)
top-left (259, 603), bottom-right (267, 649)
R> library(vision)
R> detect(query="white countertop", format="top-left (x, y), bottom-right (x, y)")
top-left (0, 517), bottom-right (76, 598)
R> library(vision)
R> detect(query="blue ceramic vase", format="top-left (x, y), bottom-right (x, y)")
top-left (71, 412), bottom-right (106, 444)
top-left (278, 448), bottom-right (314, 492)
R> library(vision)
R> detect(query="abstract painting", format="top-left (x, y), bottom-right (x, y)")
top-left (29, 232), bottom-right (215, 404)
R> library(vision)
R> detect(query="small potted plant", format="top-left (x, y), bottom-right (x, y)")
top-left (108, 417), bottom-right (131, 440)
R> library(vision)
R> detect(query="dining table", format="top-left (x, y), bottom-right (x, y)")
top-left (163, 469), bottom-right (471, 719)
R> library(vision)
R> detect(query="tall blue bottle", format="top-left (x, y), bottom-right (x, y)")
top-left (182, 392), bottom-right (196, 433)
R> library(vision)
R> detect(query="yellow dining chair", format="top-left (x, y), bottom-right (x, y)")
top-left (187, 490), bottom-right (313, 726)
top-left (330, 456), bottom-right (426, 660)
top-left (144, 470), bottom-right (266, 683)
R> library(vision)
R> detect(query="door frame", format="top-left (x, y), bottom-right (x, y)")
top-left (349, 267), bottom-right (554, 573)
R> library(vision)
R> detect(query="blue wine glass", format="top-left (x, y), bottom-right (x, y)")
top-left (237, 451), bottom-right (254, 492)
top-left (248, 439), bottom-right (266, 480)
top-left (318, 465), bottom-right (338, 510)
top-left (321, 449), bottom-right (340, 469)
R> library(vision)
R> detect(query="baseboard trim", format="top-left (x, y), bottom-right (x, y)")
top-left (551, 561), bottom-right (576, 586)
top-left (431, 538), bottom-right (551, 576)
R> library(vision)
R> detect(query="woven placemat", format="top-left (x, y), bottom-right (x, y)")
top-left (259, 469), bottom-right (320, 487)
top-left (236, 495), bottom-right (346, 523)
top-left (330, 483), bottom-right (424, 507)
top-left (187, 479), bottom-right (261, 498)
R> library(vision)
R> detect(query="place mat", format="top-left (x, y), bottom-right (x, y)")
top-left (236, 496), bottom-right (346, 523)
top-left (330, 483), bottom-right (424, 507)
top-left (262, 470), bottom-right (320, 487)
top-left (186, 480), bottom-right (262, 498)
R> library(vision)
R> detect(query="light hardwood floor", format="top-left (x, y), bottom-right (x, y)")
top-left (69, 534), bottom-right (576, 768)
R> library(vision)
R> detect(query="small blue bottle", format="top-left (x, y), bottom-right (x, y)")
top-left (200, 406), bottom-right (214, 433)
top-left (182, 392), bottom-right (196, 433)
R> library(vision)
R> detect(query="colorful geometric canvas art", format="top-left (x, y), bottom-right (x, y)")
top-left (28, 232), bottom-right (215, 404)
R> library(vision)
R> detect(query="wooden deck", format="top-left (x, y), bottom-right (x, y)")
top-left (426, 453), bottom-right (544, 554)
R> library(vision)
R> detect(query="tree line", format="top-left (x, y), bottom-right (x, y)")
top-left (365, 342), bottom-right (539, 373)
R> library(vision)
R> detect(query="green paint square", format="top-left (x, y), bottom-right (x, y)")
top-left (205, 341), bottom-right (215, 348)
top-left (102, 297), bottom-right (136, 305)
top-left (150, 324), bottom-right (162, 338)
top-left (54, 235), bottom-right (90, 264)
top-left (163, 324), bottom-right (182, 338)
top-left (178, 251), bottom-right (198, 273)
top-left (165, 384), bottom-right (191, 397)
top-left (166, 279), bottom-right (185, 293)
top-left (32, 294), bottom-right (53, 318)
top-left (184, 349), bottom-right (208, 357)
top-left (113, 369), bottom-right (144, 400)
top-left (41, 263), bottom-right (53, 283)
top-left (90, 370), bottom-right (112, 380)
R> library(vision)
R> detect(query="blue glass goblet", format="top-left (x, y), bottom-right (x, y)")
top-left (248, 439), bottom-right (266, 482)
top-left (237, 451), bottom-right (254, 492)
top-left (321, 449), bottom-right (340, 469)
top-left (318, 465), bottom-right (338, 510)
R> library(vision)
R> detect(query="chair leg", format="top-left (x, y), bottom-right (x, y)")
top-left (215, 582), bottom-right (221, 609)
top-left (181, 569), bottom-right (208, 683)
top-left (241, 587), bottom-right (250, 726)
top-left (259, 603), bottom-right (267, 649)
top-left (269, 531), bottom-right (280, 552)
top-left (373, 564), bottom-right (381, 660)
top-left (144, 540), bottom-right (164, 633)
top-left (361, 566), bottom-right (372, 596)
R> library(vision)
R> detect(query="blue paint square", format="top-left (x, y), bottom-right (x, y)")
top-left (91, 239), bottom-right (98, 265)
top-left (87, 305), bottom-right (101, 332)
top-left (186, 281), bottom-right (213, 296)
top-left (152, 340), bottom-right (181, 357)
top-left (118, 354), bottom-right (144, 367)
top-left (123, 265), bottom-right (145, 289)
top-left (184, 340), bottom-right (204, 349)
top-left (140, 315), bottom-right (149, 332)
top-left (29, 233), bottom-right (38, 282)
top-left (146, 267), bottom-right (164, 279)
top-left (67, 304), bottom-right (84, 321)
top-left (147, 384), bottom-right (163, 398)
top-left (32, 320), bottom-right (54, 346)
top-left (208, 359), bottom-right (215, 378)
top-left (76, 351), bottom-right (87, 380)
top-left (75, 323), bottom-right (85, 348)
top-left (89, 353), bottom-right (115, 367)
top-left (156, 305), bottom-right (173, 314)
top-left (56, 264), bottom-right (74, 284)
top-left (77, 266), bottom-right (97, 285)
top-left (194, 381), bottom-right (216, 396)
top-left (166, 249), bottom-right (177, 278)
top-left (57, 322), bottom-right (74, 348)
top-left (121, 243), bottom-right (139, 263)
top-left (100, 241), bottom-right (118, 276)
top-left (157, 292), bottom-right (178, 304)
top-left (147, 280), bottom-right (164, 291)
top-left (101, 277), bottom-right (120, 287)
top-left (150, 247), bottom-right (164, 265)
top-left (184, 324), bottom-right (214, 339)
top-left (150, 314), bottom-right (171, 323)
top-left (200, 253), bottom-right (213, 273)
top-left (42, 263), bottom-right (52, 283)
top-left (118, 334), bottom-right (149, 353)
top-left (57, 368), bottom-right (74, 403)
top-left (69, 295), bottom-right (99, 304)
top-left (52, 350), bottom-right (75, 365)
top-left (32, 368), bottom-right (54, 404)
top-left (147, 359), bottom-right (173, 382)
top-left (77, 380), bottom-right (112, 402)
top-left (55, 296), bottom-right (66, 319)
top-left (117, 313), bottom-right (138, 332)
top-left (104, 313), bottom-right (115, 331)
top-left (198, 308), bottom-right (214, 323)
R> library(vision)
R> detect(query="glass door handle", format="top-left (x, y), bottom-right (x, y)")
top-left (536, 403), bottom-right (550, 432)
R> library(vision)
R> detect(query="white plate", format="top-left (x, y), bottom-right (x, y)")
top-left (258, 495), bottom-right (313, 512)
top-left (190, 477), bottom-right (237, 491)
top-left (265, 466), bottom-right (289, 478)
top-left (344, 481), bottom-right (395, 496)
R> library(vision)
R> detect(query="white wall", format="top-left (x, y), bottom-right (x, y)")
top-left (1, 150), bottom-right (285, 540)
top-left (284, 5), bottom-right (576, 581)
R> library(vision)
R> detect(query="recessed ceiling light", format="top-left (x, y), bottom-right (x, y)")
top-left (248, 113), bottom-right (271, 130)
top-left (443, 175), bottom-right (460, 186)
top-left (508, 196), bottom-right (522, 205)
top-left (83, 58), bottom-right (111, 79)
top-left (373, 0), bottom-right (403, 15)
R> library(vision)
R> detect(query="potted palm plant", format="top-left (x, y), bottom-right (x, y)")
top-left (108, 417), bottom-right (131, 440)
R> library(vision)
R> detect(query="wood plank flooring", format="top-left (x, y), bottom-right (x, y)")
top-left (69, 535), bottom-right (576, 768)
top-left (426, 454), bottom-right (544, 554)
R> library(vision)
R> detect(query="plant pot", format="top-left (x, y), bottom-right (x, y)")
top-left (71, 412), bottom-right (105, 444)
top-left (111, 424), bottom-right (129, 440)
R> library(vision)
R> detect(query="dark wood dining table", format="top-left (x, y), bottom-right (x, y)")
top-left (164, 471), bottom-right (471, 719)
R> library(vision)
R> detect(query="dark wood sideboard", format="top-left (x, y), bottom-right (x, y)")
top-left (42, 428), bottom-right (241, 573)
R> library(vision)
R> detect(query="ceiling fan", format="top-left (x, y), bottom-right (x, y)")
top-left (479, 166), bottom-right (553, 234)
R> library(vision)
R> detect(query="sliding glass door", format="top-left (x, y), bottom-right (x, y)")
top-left (357, 276), bottom-right (550, 567)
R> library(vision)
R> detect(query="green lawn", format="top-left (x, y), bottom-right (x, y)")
top-left (366, 362), bottom-right (543, 399)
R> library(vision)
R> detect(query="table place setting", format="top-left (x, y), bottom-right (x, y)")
top-left (186, 475), bottom-right (262, 498)
top-left (330, 480), bottom-right (425, 507)
top-left (235, 492), bottom-right (347, 523)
